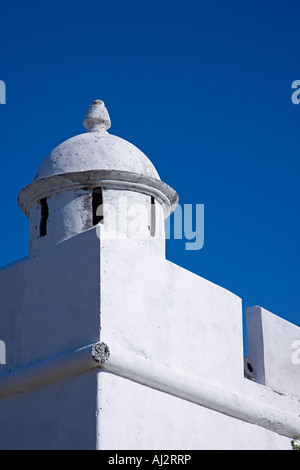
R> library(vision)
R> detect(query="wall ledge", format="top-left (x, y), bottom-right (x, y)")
top-left (0, 342), bottom-right (299, 439)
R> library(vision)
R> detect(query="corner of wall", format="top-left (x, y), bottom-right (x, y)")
top-left (246, 305), bottom-right (300, 400)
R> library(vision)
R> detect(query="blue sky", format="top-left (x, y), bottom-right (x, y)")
top-left (0, 0), bottom-right (300, 333)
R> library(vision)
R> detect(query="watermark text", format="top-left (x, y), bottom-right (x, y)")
top-left (94, 197), bottom-right (204, 251)
top-left (291, 339), bottom-right (300, 365)
top-left (0, 340), bottom-right (6, 365)
top-left (0, 80), bottom-right (6, 104)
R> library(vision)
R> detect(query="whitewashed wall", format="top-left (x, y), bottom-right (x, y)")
top-left (0, 227), bottom-right (299, 449)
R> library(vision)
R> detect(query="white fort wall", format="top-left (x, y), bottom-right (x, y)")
top-left (0, 226), bottom-right (299, 449)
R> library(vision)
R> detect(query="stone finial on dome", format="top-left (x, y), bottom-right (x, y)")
top-left (83, 100), bottom-right (111, 132)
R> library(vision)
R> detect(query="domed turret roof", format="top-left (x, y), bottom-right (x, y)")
top-left (34, 100), bottom-right (160, 181)
top-left (18, 100), bottom-right (178, 218)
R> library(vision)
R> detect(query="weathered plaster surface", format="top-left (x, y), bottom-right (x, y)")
top-left (0, 228), bottom-right (299, 449)
top-left (34, 132), bottom-right (160, 182)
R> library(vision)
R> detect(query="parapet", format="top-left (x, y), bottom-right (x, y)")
top-left (246, 306), bottom-right (300, 400)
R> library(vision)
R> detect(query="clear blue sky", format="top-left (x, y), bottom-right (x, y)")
top-left (0, 0), bottom-right (300, 334)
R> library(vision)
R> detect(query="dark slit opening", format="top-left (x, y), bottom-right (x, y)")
top-left (40, 198), bottom-right (48, 237)
top-left (93, 188), bottom-right (103, 226)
